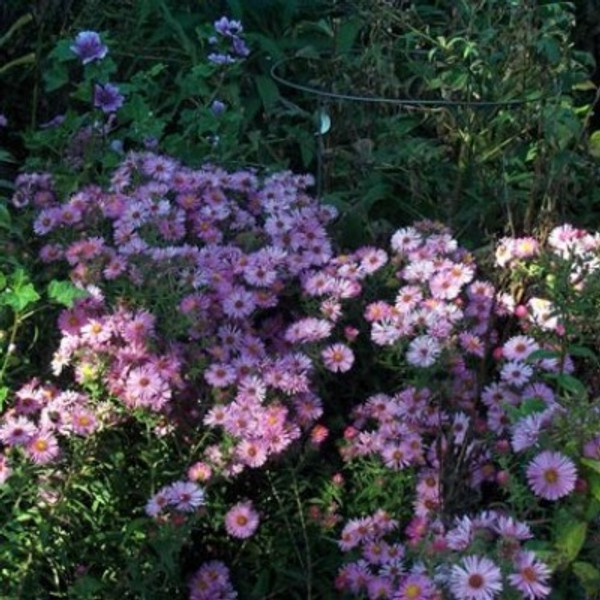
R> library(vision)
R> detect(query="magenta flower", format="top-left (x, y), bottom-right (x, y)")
top-left (70, 31), bottom-right (108, 64)
top-left (526, 450), bottom-right (577, 500)
top-left (224, 501), bottom-right (259, 538)
top-left (449, 555), bottom-right (503, 600)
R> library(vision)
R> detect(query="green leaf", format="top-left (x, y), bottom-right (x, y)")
top-left (567, 345), bottom-right (597, 361)
top-left (335, 17), bottom-right (363, 53)
top-left (43, 62), bottom-right (70, 92)
top-left (555, 520), bottom-right (587, 564)
top-left (581, 458), bottom-right (600, 476)
top-left (47, 280), bottom-right (88, 308)
top-left (573, 562), bottom-right (600, 595)
top-left (589, 131), bottom-right (600, 159)
top-left (552, 373), bottom-right (587, 397)
top-left (255, 75), bottom-right (280, 111)
top-left (527, 348), bottom-right (560, 362)
top-left (519, 397), bottom-right (547, 417)
top-left (0, 283), bottom-right (40, 313)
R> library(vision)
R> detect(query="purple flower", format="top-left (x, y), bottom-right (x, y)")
top-left (70, 31), bottom-right (108, 64)
top-left (210, 100), bottom-right (226, 116)
top-left (94, 83), bottom-right (124, 114)
top-left (40, 114), bottom-right (65, 129)
top-left (232, 37), bottom-right (250, 57)
top-left (208, 52), bottom-right (235, 65)
top-left (214, 17), bottom-right (243, 38)
top-left (0, 114), bottom-right (7, 128)
top-left (526, 450), bottom-right (577, 501)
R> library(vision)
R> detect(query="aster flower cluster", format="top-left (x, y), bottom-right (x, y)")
top-left (324, 224), bottom-right (598, 599)
top-left (208, 16), bottom-right (250, 65)
top-left (188, 560), bottom-right (237, 600)
top-left (361, 223), bottom-right (493, 368)
top-left (52, 291), bottom-right (182, 413)
top-left (0, 378), bottom-right (100, 477)
top-left (496, 224), bottom-right (600, 333)
top-left (336, 509), bottom-right (552, 599)
top-left (14, 152), bottom-right (342, 483)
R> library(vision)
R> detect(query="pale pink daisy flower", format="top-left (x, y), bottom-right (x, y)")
top-left (500, 361), bottom-right (533, 387)
top-left (526, 451), bottom-right (577, 500)
top-left (371, 319), bottom-right (403, 346)
top-left (396, 573), bottom-right (437, 600)
top-left (167, 481), bottom-right (206, 512)
top-left (406, 335), bottom-right (441, 368)
top-left (359, 247), bottom-right (388, 273)
top-left (391, 227), bottom-right (422, 254)
top-left (507, 551), bottom-right (551, 599)
top-left (188, 462), bottom-right (213, 483)
top-left (503, 336), bottom-right (539, 362)
top-left (459, 332), bottom-right (485, 358)
top-left (224, 501), bottom-right (260, 538)
top-left (366, 576), bottom-right (393, 599)
top-left (222, 287), bottom-right (256, 318)
top-left (449, 555), bottom-right (503, 600)
top-left (145, 488), bottom-right (170, 517)
top-left (0, 416), bottom-right (37, 446)
top-left (527, 298), bottom-right (559, 331)
top-left (70, 409), bottom-right (98, 435)
top-left (381, 443), bottom-right (411, 470)
top-left (583, 436), bottom-right (600, 460)
top-left (511, 414), bottom-right (544, 452)
top-left (514, 237), bottom-right (539, 260)
top-left (395, 286), bottom-right (423, 313)
top-left (204, 363), bottom-right (237, 388)
top-left (321, 343), bottom-right (354, 373)
top-left (26, 431), bottom-right (60, 464)
top-left (80, 318), bottom-right (112, 345)
top-left (494, 516), bottom-right (532, 541)
top-left (236, 439), bottom-right (268, 468)
top-left (429, 271), bottom-right (461, 300)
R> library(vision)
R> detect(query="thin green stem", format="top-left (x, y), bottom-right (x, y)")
top-left (292, 470), bottom-right (313, 600)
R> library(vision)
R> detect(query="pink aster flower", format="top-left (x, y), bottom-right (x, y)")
top-left (0, 416), bottom-right (37, 446)
top-left (235, 439), bottom-right (268, 468)
top-left (321, 343), bottom-right (354, 373)
top-left (167, 481), bottom-right (206, 512)
top-left (204, 363), bottom-right (236, 388)
top-left (500, 361), bottom-right (533, 387)
top-left (406, 335), bottom-right (441, 368)
top-left (583, 436), bottom-right (600, 460)
top-left (70, 409), bottom-right (98, 435)
top-left (391, 227), bottom-right (422, 254)
top-left (526, 451), bottom-right (577, 500)
top-left (449, 555), bottom-right (503, 600)
top-left (145, 488), bottom-right (170, 517)
top-left (222, 287), bottom-right (256, 318)
top-left (503, 335), bottom-right (539, 362)
top-left (224, 501), bottom-right (260, 538)
top-left (396, 573), bottom-right (437, 600)
top-left (26, 431), bottom-right (60, 464)
top-left (507, 551), bottom-right (551, 599)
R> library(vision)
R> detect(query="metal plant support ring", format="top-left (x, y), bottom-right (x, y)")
top-left (270, 55), bottom-right (545, 109)
top-left (270, 54), bottom-right (546, 200)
